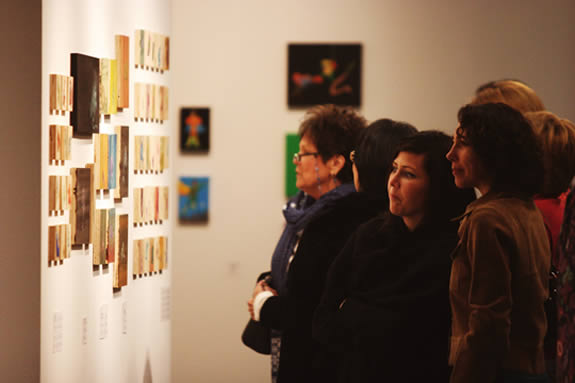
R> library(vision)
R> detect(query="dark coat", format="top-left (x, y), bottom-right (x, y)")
top-left (259, 191), bottom-right (385, 383)
top-left (313, 214), bottom-right (459, 383)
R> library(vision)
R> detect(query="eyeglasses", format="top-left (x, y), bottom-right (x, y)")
top-left (293, 152), bottom-right (318, 162)
top-left (349, 150), bottom-right (356, 164)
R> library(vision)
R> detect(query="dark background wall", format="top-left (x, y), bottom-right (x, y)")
top-left (0, 1), bottom-right (41, 381)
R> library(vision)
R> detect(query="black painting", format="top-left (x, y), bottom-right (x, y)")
top-left (288, 43), bottom-right (362, 107)
top-left (70, 53), bottom-right (100, 138)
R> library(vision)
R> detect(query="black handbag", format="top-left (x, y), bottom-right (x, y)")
top-left (241, 273), bottom-right (273, 354)
top-left (241, 318), bottom-right (271, 354)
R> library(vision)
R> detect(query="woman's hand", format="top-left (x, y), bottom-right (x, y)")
top-left (247, 281), bottom-right (278, 320)
top-left (247, 298), bottom-right (255, 320)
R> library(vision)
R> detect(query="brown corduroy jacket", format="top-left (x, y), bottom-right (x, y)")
top-left (449, 192), bottom-right (550, 383)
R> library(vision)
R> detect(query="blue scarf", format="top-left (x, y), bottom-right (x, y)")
top-left (270, 183), bottom-right (356, 295)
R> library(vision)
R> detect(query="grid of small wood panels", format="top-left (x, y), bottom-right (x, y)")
top-left (47, 30), bottom-right (170, 290)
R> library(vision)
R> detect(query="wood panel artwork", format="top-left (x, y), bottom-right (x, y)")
top-left (113, 214), bottom-right (128, 288)
top-left (133, 136), bottom-right (169, 173)
top-left (133, 186), bottom-right (169, 225)
top-left (134, 29), bottom-right (169, 72)
top-left (132, 236), bottom-right (167, 276)
top-left (49, 74), bottom-right (74, 114)
top-left (49, 125), bottom-right (73, 164)
top-left (106, 208), bottom-right (116, 264)
top-left (99, 58), bottom-right (118, 115)
top-left (134, 83), bottom-right (169, 121)
top-left (49, 175), bottom-right (70, 214)
top-left (108, 134), bottom-right (117, 190)
top-left (114, 126), bottom-right (129, 200)
top-left (48, 224), bottom-right (71, 263)
top-left (93, 133), bottom-right (118, 191)
top-left (93, 208), bottom-right (115, 265)
top-left (70, 167), bottom-right (93, 246)
top-left (70, 53), bottom-right (100, 138)
top-left (115, 35), bottom-right (130, 109)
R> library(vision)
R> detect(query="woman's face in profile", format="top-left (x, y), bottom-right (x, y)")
top-left (294, 134), bottom-right (332, 199)
top-left (387, 151), bottom-right (430, 229)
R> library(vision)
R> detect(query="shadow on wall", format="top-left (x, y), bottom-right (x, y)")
top-left (144, 351), bottom-right (153, 383)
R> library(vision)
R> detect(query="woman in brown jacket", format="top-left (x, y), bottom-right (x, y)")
top-left (446, 103), bottom-right (551, 383)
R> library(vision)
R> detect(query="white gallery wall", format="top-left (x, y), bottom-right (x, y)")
top-left (42, 1), bottom-right (172, 382)
top-left (170, 0), bottom-right (575, 382)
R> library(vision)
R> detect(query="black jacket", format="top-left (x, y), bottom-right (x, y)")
top-left (259, 191), bottom-right (385, 383)
top-left (313, 215), bottom-right (459, 382)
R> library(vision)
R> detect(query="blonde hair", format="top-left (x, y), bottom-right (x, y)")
top-left (526, 111), bottom-right (575, 197)
top-left (472, 80), bottom-right (545, 114)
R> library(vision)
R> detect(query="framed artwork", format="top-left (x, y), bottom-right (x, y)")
top-left (287, 43), bottom-right (362, 107)
top-left (49, 74), bottom-right (73, 114)
top-left (99, 58), bottom-right (118, 115)
top-left (113, 214), bottom-right (128, 288)
top-left (49, 175), bottom-right (70, 214)
top-left (108, 134), bottom-right (117, 189)
top-left (114, 126), bottom-right (129, 200)
top-left (133, 239), bottom-right (143, 276)
top-left (178, 177), bottom-right (209, 223)
top-left (115, 35), bottom-right (130, 109)
top-left (70, 53), bottom-right (100, 138)
top-left (70, 167), bottom-right (93, 246)
top-left (134, 83), bottom-right (169, 121)
top-left (134, 30), bottom-right (169, 71)
top-left (49, 125), bottom-right (73, 164)
top-left (48, 224), bottom-right (71, 263)
top-left (180, 107), bottom-right (210, 153)
top-left (285, 133), bottom-right (299, 197)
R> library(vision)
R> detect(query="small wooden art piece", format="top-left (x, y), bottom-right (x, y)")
top-left (92, 208), bottom-right (115, 266)
top-left (70, 53), bottom-right (100, 138)
top-left (93, 133), bottom-right (118, 191)
top-left (134, 30), bottom-right (169, 72)
top-left (134, 83), bottom-right (169, 121)
top-left (70, 167), bottom-right (93, 246)
top-left (49, 175), bottom-right (71, 215)
top-left (99, 58), bottom-right (118, 115)
top-left (132, 236), bottom-right (168, 277)
top-left (115, 35), bottom-right (130, 109)
top-left (178, 177), bottom-right (209, 223)
top-left (49, 74), bottom-right (74, 114)
top-left (48, 224), bottom-right (71, 263)
top-left (133, 135), bottom-right (169, 173)
top-left (49, 125), bottom-right (73, 164)
top-left (113, 214), bottom-right (128, 288)
top-left (133, 186), bottom-right (169, 225)
top-left (180, 107), bottom-right (210, 153)
top-left (114, 126), bottom-right (129, 200)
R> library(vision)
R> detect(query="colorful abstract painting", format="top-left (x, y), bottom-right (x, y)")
top-left (178, 177), bottom-right (209, 222)
top-left (287, 43), bottom-right (362, 107)
top-left (180, 107), bottom-right (210, 153)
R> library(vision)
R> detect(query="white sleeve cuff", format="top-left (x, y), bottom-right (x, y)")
top-left (253, 291), bottom-right (274, 322)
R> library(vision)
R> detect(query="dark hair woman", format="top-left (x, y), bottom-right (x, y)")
top-left (313, 131), bottom-right (475, 382)
top-left (446, 103), bottom-right (550, 383)
top-left (351, 118), bottom-right (417, 199)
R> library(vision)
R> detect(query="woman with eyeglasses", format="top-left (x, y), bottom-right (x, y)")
top-left (313, 131), bottom-right (475, 383)
top-left (246, 106), bottom-right (412, 383)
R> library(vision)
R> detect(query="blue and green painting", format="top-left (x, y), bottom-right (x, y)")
top-left (178, 176), bottom-right (209, 222)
